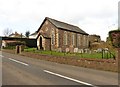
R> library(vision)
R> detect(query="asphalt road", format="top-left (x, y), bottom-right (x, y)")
top-left (1, 52), bottom-right (118, 86)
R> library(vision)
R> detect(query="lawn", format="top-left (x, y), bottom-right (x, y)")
top-left (24, 47), bottom-right (115, 59)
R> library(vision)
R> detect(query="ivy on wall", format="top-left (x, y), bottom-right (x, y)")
top-left (109, 29), bottom-right (120, 48)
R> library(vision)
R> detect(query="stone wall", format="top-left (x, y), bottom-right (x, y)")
top-left (37, 19), bottom-right (89, 52)
top-left (2, 49), bottom-right (118, 72)
top-left (21, 52), bottom-right (118, 72)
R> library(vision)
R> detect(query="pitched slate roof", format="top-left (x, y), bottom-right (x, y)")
top-left (37, 17), bottom-right (88, 37)
top-left (46, 17), bottom-right (88, 35)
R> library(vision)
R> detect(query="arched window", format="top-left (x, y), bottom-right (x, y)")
top-left (83, 35), bottom-right (86, 46)
top-left (51, 29), bottom-right (55, 45)
top-left (63, 31), bottom-right (68, 45)
top-left (77, 34), bottom-right (81, 46)
top-left (72, 33), bottom-right (75, 45)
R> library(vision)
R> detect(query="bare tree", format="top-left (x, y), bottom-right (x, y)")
top-left (3, 28), bottom-right (12, 37)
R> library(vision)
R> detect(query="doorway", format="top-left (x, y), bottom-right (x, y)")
top-left (40, 37), bottom-right (43, 49)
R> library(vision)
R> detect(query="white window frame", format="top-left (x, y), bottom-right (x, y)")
top-left (56, 29), bottom-right (59, 47)
top-left (77, 34), bottom-right (81, 46)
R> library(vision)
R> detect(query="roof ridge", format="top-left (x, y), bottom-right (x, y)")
top-left (46, 17), bottom-right (79, 28)
top-left (46, 17), bottom-right (88, 35)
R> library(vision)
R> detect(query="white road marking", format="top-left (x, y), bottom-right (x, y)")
top-left (44, 70), bottom-right (97, 87)
top-left (9, 58), bottom-right (29, 66)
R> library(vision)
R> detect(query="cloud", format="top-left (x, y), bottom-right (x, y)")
top-left (0, 0), bottom-right (119, 41)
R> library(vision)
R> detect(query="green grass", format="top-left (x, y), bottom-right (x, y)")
top-left (24, 47), bottom-right (37, 52)
top-left (24, 47), bottom-right (115, 59)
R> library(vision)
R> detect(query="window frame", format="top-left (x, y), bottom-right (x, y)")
top-left (64, 31), bottom-right (68, 45)
top-left (72, 33), bottom-right (75, 46)
top-left (51, 29), bottom-right (55, 45)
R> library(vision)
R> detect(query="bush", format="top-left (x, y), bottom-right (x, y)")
top-left (4, 46), bottom-right (16, 49)
top-left (3, 41), bottom-right (26, 50)
top-left (109, 30), bottom-right (120, 48)
top-left (6, 41), bottom-right (26, 47)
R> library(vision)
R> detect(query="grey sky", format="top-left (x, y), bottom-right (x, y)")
top-left (0, 0), bottom-right (119, 41)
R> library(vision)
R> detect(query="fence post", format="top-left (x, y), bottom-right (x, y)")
top-left (106, 51), bottom-right (108, 59)
top-left (51, 50), bottom-right (52, 55)
top-left (110, 52), bottom-right (111, 58)
top-left (102, 49), bottom-right (104, 59)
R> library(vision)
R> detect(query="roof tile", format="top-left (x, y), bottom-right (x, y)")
top-left (46, 17), bottom-right (88, 35)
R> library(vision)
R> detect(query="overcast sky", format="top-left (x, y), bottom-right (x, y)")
top-left (0, 0), bottom-right (119, 41)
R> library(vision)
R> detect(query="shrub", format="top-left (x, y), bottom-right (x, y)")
top-left (6, 41), bottom-right (26, 47)
top-left (4, 41), bottom-right (26, 49)
top-left (109, 30), bottom-right (120, 48)
top-left (4, 46), bottom-right (16, 49)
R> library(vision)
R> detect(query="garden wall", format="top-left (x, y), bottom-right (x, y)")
top-left (3, 49), bottom-right (117, 72)
top-left (21, 52), bottom-right (117, 72)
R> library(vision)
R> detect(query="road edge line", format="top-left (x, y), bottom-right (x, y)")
top-left (44, 70), bottom-right (97, 87)
top-left (9, 58), bottom-right (29, 66)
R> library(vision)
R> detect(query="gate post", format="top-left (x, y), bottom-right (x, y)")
top-left (15, 45), bottom-right (19, 54)
top-left (19, 45), bottom-right (24, 54)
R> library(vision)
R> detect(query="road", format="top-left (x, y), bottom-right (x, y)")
top-left (1, 52), bottom-right (118, 86)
